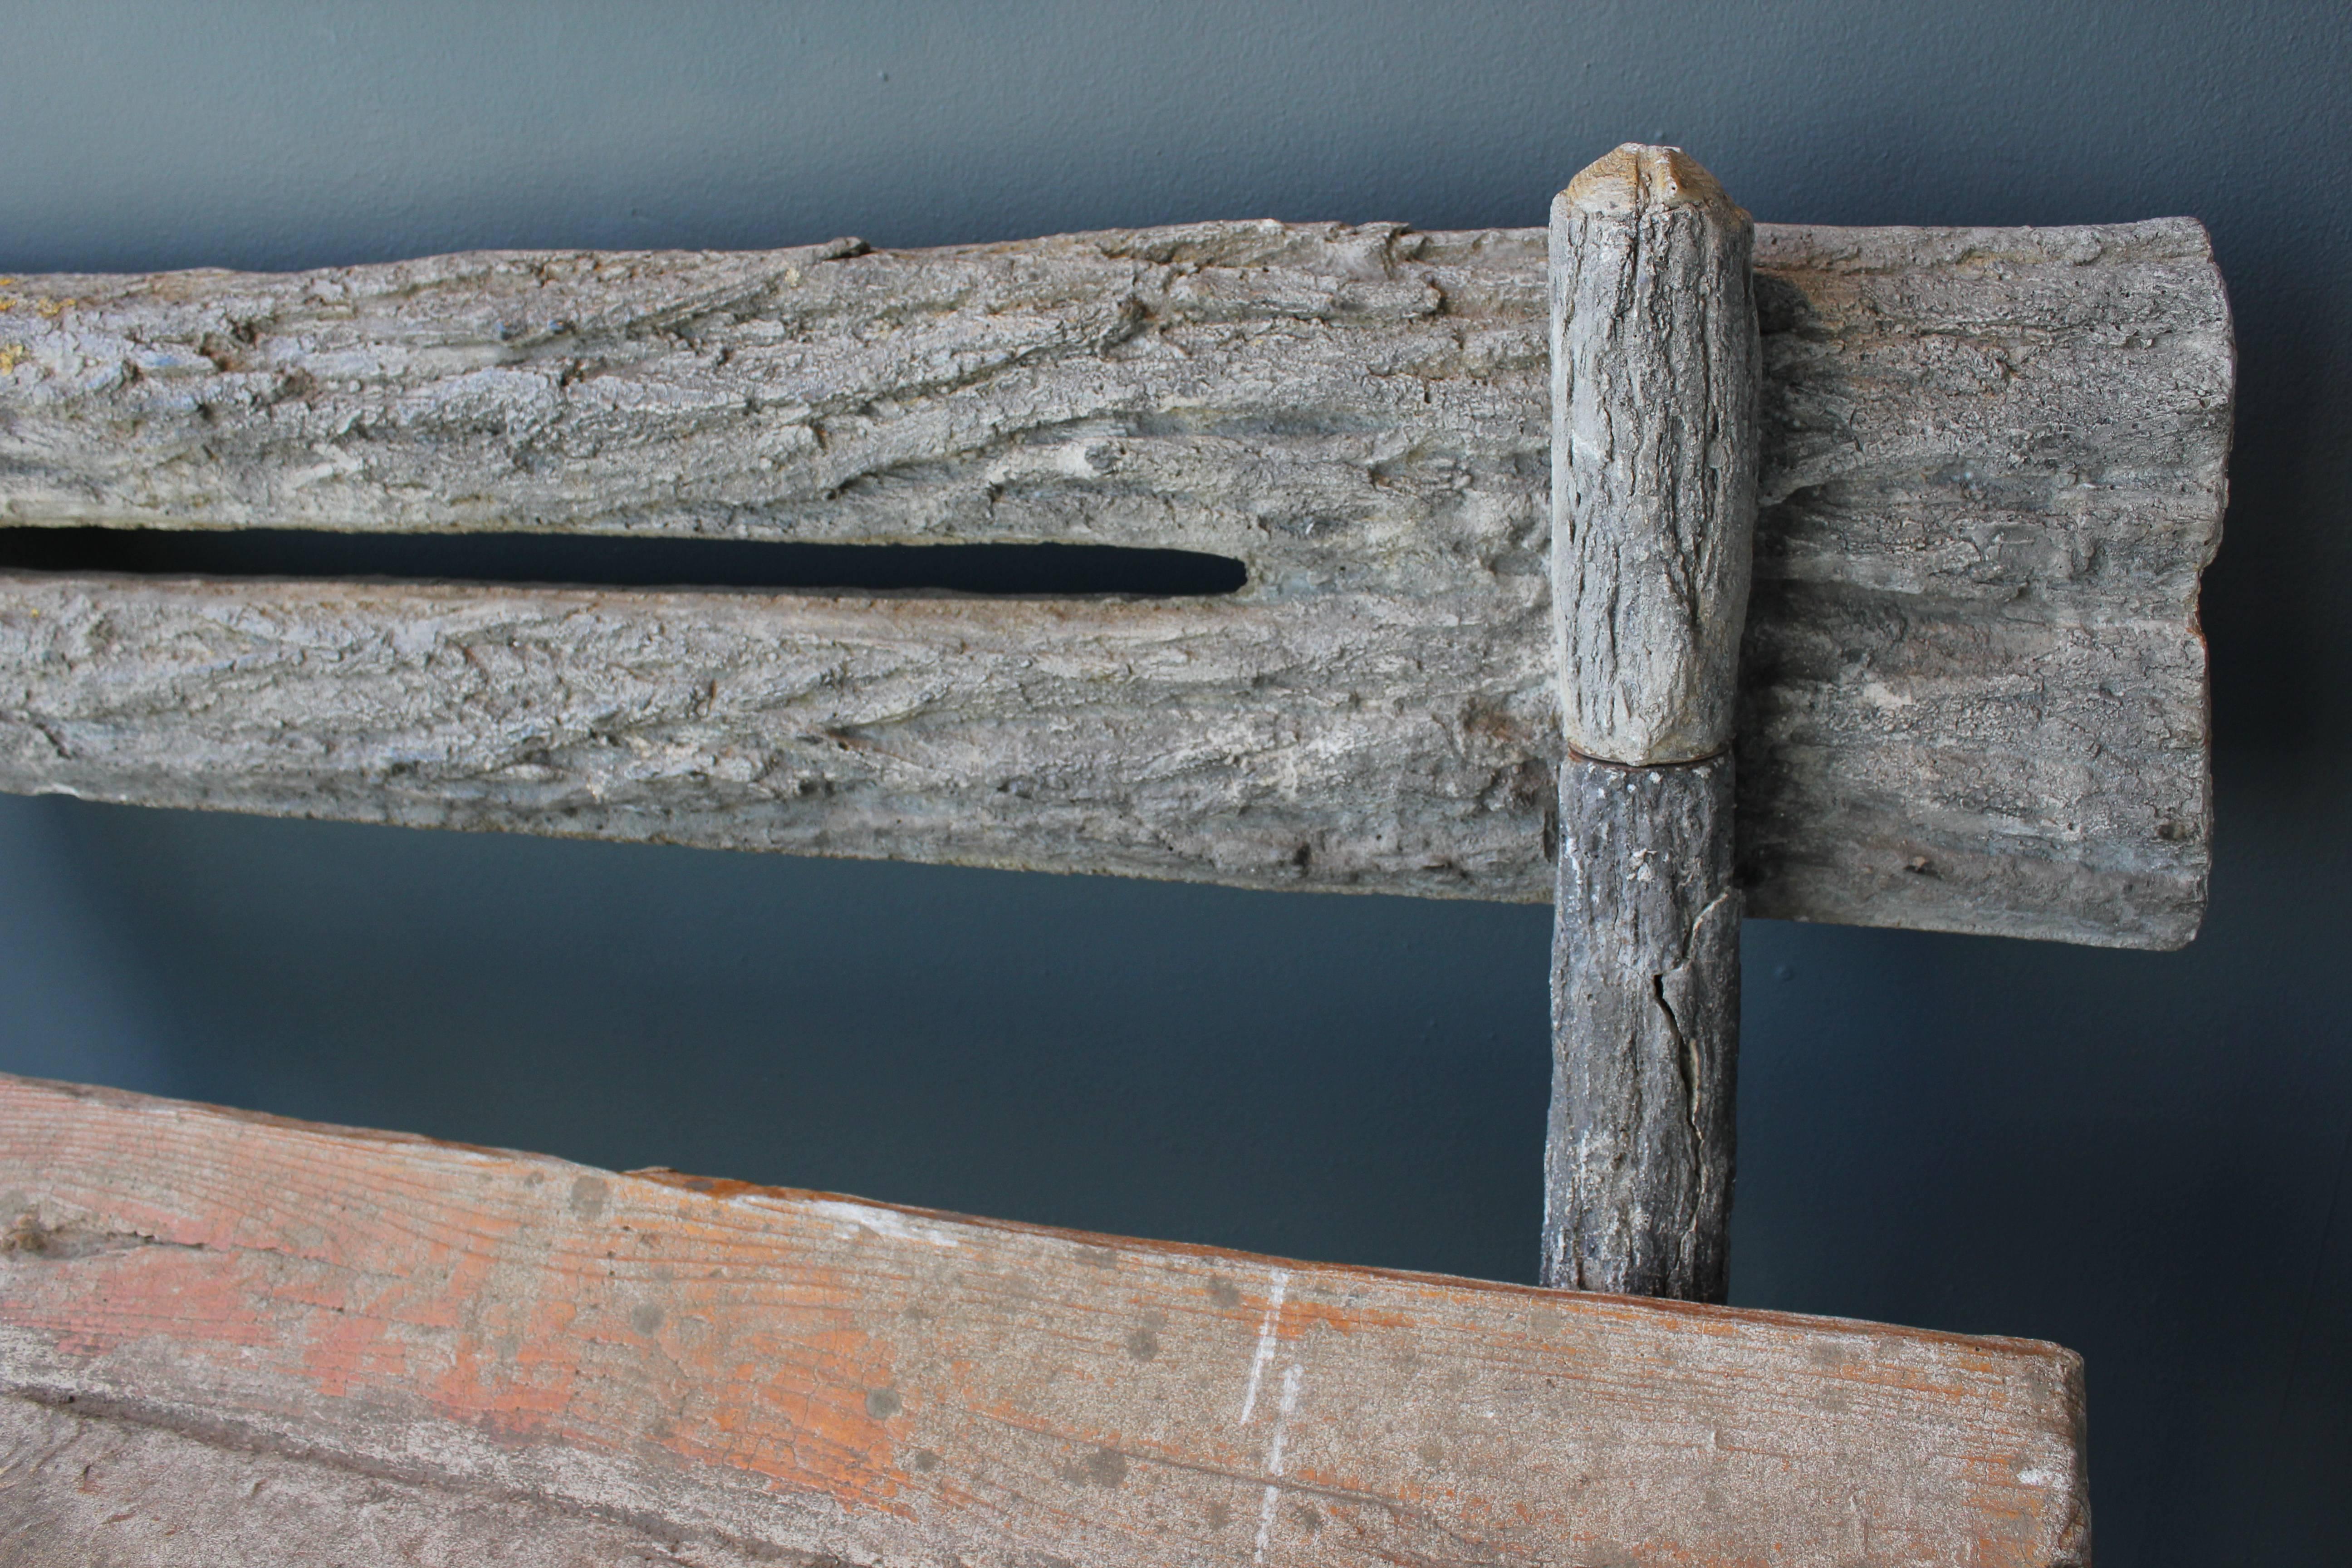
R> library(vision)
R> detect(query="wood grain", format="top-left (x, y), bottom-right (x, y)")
top-left (0, 1073), bottom-right (2089, 1567)
top-left (0, 1397), bottom-right (799, 1568)
top-left (0, 216), bottom-right (2228, 946)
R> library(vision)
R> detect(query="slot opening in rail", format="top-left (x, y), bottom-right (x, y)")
top-left (0, 528), bottom-right (1249, 599)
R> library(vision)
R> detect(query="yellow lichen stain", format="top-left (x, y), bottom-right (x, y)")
top-left (0, 343), bottom-right (24, 376)
top-left (34, 297), bottom-right (73, 318)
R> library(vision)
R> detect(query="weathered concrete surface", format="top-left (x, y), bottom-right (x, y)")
top-left (1551, 144), bottom-right (1760, 768)
top-left (1542, 146), bottom-right (1756, 1301)
top-left (1546, 754), bottom-right (1742, 1300)
top-left (0, 216), bottom-right (2229, 946)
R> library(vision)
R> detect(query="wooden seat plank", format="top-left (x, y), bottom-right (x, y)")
top-left (0, 1073), bottom-right (2087, 1567)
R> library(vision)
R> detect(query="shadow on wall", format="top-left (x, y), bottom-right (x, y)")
top-left (0, 796), bottom-right (172, 1090)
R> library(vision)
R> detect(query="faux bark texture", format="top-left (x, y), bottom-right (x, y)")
top-left (0, 1073), bottom-right (2092, 1567)
top-left (1544, 148), bottom-right (1754, 1302)
top-left (1550, 145), bottom-right (1759, 766)
top-left (1544, 755), bottom-right (1740, 1300)
top-left (0, 217), bottom-right (2228, 947)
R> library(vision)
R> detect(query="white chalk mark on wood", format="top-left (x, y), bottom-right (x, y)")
top-left (801, 1198), bottom-right (963, 1248)
top-left (1254, 1362), bottom-right (1306, 1563)
top-left (1238, 1270), bottom-right (1290, 1424)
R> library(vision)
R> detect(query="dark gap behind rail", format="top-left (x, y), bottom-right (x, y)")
top-left (0, 528), bottom-right (1248, 598)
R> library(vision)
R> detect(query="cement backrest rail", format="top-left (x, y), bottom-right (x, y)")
top-left (0, 193), bottom-right (2229, 949)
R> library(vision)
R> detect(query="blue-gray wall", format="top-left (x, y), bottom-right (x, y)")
top-left (3, 4), bottom-right (2345, 1558)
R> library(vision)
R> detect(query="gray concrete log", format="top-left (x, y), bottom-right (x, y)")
top-left (1544, 754), bottom-right (1740, 1299)
top-left (1550, 145), bottom-right (1760, 767)
top-left (0, 216), bottom-right (2230, 948)
top-left (1542, 148), bottom-right (1756, 1301)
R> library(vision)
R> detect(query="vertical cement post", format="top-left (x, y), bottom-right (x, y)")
top-left (1542, 145), bottom-right (1761, 1303)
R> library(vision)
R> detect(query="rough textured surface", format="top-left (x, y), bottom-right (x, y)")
top-left (1738, 222), bottom-right (2229, 948)
top-left (0, 575), bottom-right (1550, 893)
top-left (1551, 145), bottom-right (1759, 766)
top-left (1544, 148), bottom-right (1755, 1303)
top-left (1544, 756), bottom-right (1740, 1300)
top-left (0, 1073), bottom-right (2090, 1567)
top-left (0, 217), bottom-right (2228, 946)
top-left (0, 1396), bottom-right (794, 1568)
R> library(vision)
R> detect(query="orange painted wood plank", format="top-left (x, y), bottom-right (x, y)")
top-left (0, 1074), bottom-right (2089, 1566)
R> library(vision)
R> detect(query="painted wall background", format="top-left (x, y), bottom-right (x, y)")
top-left (1, 3), bottom-right (2344, 1558)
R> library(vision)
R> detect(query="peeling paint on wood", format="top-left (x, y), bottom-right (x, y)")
top-left (0, 1073), bottom-right (2089, 1566)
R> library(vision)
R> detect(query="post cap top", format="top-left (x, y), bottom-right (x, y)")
top-left (1560, 144), bottom-right (1733, 216)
